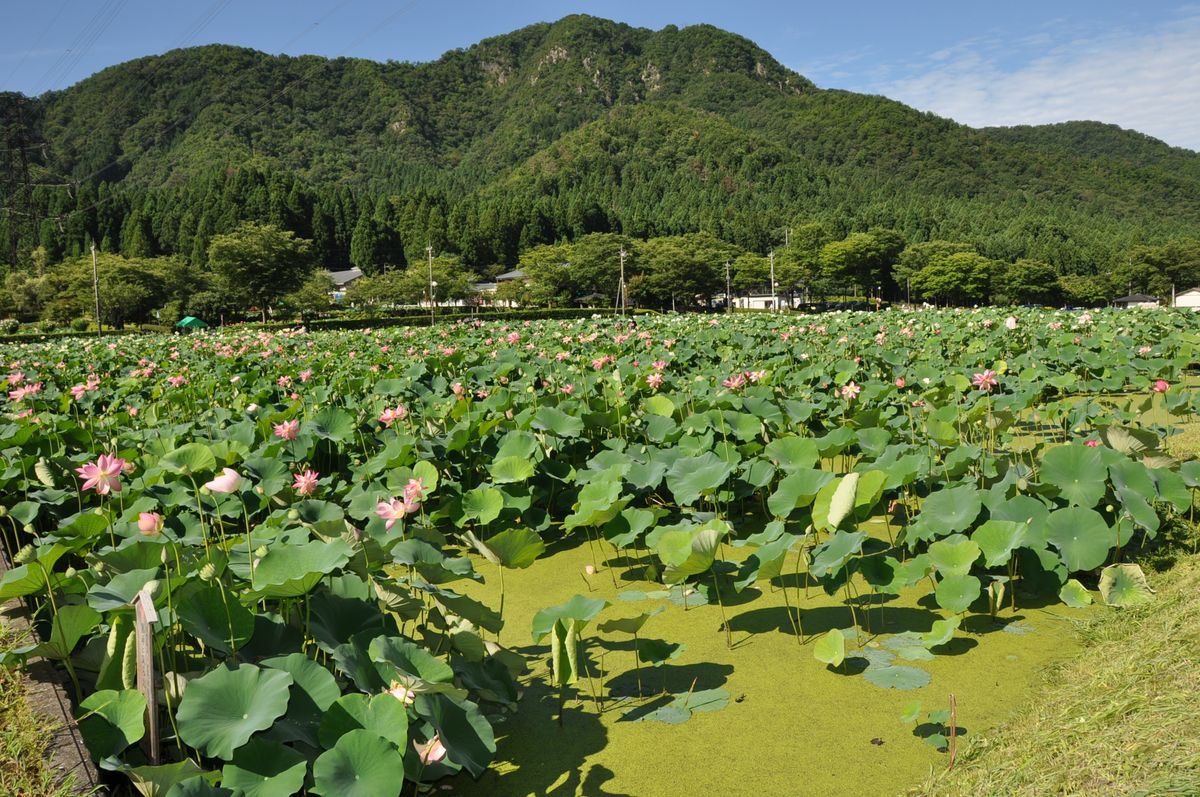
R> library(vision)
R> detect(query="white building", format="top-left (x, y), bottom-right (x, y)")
top-left (1112, 293), bottom-right (1160, 309)
top-left (1174, 287), bottom-right (1200, 309)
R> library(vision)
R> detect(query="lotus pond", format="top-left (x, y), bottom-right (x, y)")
top-left (0, 308), bottom-right (1196, 796)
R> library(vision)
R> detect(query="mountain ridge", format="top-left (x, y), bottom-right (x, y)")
top-left (1, 14), bottom-right (1198, 273)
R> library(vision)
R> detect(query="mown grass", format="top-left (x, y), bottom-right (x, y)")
top-left (909, 552), bottom-right (1200, 797)
top-left (0, 624), bottom-right (78, 797)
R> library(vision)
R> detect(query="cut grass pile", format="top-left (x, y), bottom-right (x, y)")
top-left (0, 623), bottom-right (78, 797)
top-left (910, 553), bottom-right (1200, 797)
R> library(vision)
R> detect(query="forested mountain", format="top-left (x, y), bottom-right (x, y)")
top-left (3, 14), bottom-right (1200, 282)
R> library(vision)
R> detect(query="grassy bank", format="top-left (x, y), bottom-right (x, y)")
top-left (910, 552), bottom-right (1200, 797)
top-left (0, 624), bottom-right (77, 797)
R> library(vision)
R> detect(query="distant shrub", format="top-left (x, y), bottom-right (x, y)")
top-left (0, 319), bottom-right (18, 334)
top-left (70, 318), bottom-right (90, 332)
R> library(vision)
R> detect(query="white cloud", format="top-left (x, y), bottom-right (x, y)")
top-left (868, 13), bottom-right (1200, 151)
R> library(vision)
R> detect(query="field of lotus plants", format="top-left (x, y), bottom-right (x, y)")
top-left (0, 308), bottom-right (1197, 795)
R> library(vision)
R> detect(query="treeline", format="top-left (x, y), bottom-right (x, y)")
top-left (6, 220), bottom-right (1197, 332)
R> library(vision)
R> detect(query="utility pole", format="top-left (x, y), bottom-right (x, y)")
top-left (426, 244), bottom-right (434, 325)
top-left (618, 247), bottom-right (627, 316)
top-left (91, 243), bottom-right (102, 335)
top-left (769, 250), bottom-right (777, 313)
top-left (724, 260), bottom-right (732, 313)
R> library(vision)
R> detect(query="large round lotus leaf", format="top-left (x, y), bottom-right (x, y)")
top-left (642, 394), bottom-right (676, 418)
top-left (77, 688), bottom-right (146, 758)
top-left (531, 405), bottom-right (584, 438)
top-left (461, 486), bottom-right (503, 525)
top-left (763, 436), bottom-right (820, 472)
top-left (988, 495), bottom-right (1050, 544)
top-left (660, 521), bottom-right (729, 585)
top-left (1098, 563), bottom-right (1154, 607)
top-left (311, 729), bottom-right (405, 797)
top-left (488, 456), bottom-right (535, 484)
top-left (864, 665), bottom-right (931, 690)
top-left (369, 635), bottom-right (454, 684)
top-left (1045, 507), bottom-right (1116, 572)
top-left (220, 738), bottom-right (307, 797)
top-left (177, 583), bottom-right (255, 654)
top-left (766, 468), bottom-right (833, 517)
top-left (665, 452), bottom-right (737, 506)
top-left (820, 472), bottom-right (860, 531)
top-left (921, 616), bottom-right (960, 648)
top-left (176, 664), bottom-right (293, 760)
top-left (917, 485), bottom-right (982, 537)
top-left (421, 692), bottom-right (497, 778)
top-left (262, 652), bottom-right (341, 745)
top-left (479, 528), bottom-right (546, 569)
top-left (934, 574), bottom-right (981, 614)
top-left (927, 535), bottom-right (981, 577)
top-left (971, 520), bottom-right (1027, 567)
top-left (1040, 444), bottom-right (1107, 507)
top-left (1059, 578), bottom-right (1094, 608)
top-left (308, 407), bottom-right (356, 442)
top-left (809, 530), bottom-right (867, 579)
top-left (252, 539), bottom-right (354, 598)
top-left (160, 442), bottom-right (216, 474)
top-left (814, 628), bottom-right (846, 668)
top-left (318, 693), bottom-right (410, 749)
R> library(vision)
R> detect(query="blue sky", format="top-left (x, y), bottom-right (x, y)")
top-left (3, 1), bottom-right (1198, 150)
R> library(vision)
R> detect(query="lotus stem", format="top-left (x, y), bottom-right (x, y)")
top-left (948, 693), bottom-right (958, 770)
top-left (711, 570), bottom-right (732, 649)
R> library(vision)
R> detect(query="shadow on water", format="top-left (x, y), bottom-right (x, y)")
top-left (729, 604), bottom-right (944, 640)
top-left (454, 676), bottom-right (630, 797)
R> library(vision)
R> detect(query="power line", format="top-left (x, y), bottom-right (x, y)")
top-left (2, 0), bottom-right (73, 89)
top-left (32, 0), bottom-right (129, 95)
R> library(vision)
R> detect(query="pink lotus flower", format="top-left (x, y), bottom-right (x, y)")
top-left (723, 373), bottom-right (746, 390)
top-left (972, 370), bottom-right (998, 392)
top-left (205, 468), bottom-right (242, 494)
top-left (293, 469), bottom-right (319, 496)
top-left (8, 382), bottom-right (42, 402)
top-left (560, 384), bottom-right (574, 395)
top-left (746, 369), bottom-right (767, 383)
top-left (1153, 379), bottom-right (1170, 393)
top-left (1137, 345), bottom-right (1152, 355)
top-left (6, 371), bottom-right (23, 386)
top-left (840, 381), bottom-right (862, 401)
top-left (274, 420), bottom-right (300, 440)
top-left (652, 360), bottom-right (667, 371)
top-left (379, 405), bottom-right (408, 427)
top-left (387, 682), bottom-right (415, 705)
top-left (894, 377), bottom-right (906, 389)
top-left (1084, 439), bottom-right (1100, 448)
top-left (416, 735), bottom-right (447, 765)
top-left (76, 454), bottom-right (128, 495)
top-left (298, 369), bottom-right (313, 383)
top-left (167, 375), bottom-right (187, 388)
top-left (137, 512), bottom-right (163, 535)
top-left (646, 372), bottom-right (663, 390)
top-left (1004, 316), bottom-right (1018, 330)
top-left (403, 477), bottom-right (427, 506)
top-left (376, 497), bottom-right (418, 530)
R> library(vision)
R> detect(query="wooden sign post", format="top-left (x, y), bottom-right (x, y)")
top-left (132, 588), bottom-right (160, 764)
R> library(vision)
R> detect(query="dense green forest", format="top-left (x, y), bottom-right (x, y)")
top-left (2, 14), bottom-right (1200, 322)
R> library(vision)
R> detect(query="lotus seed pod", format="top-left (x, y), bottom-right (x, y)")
top-left (13, 544), bottom-right (35, 564)
top-left (93, 507), bottom-right (105, 515)
top-left (0, 505), bottom-right (8, 517)
top-left (22, 523), bottom-right (34, 534)
top-left (63, 566), bottom-right (77, 579)
top-left (1105, 504), bottom-right (1115, 513)
top-left (254, 545), bottom-right (269, 559)
top-left (287, 509), bottom-right (300, 521)
top-left (254, 485), bottom-right (264, 495)
top-left (198, 562), bottom-right (217, 582)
